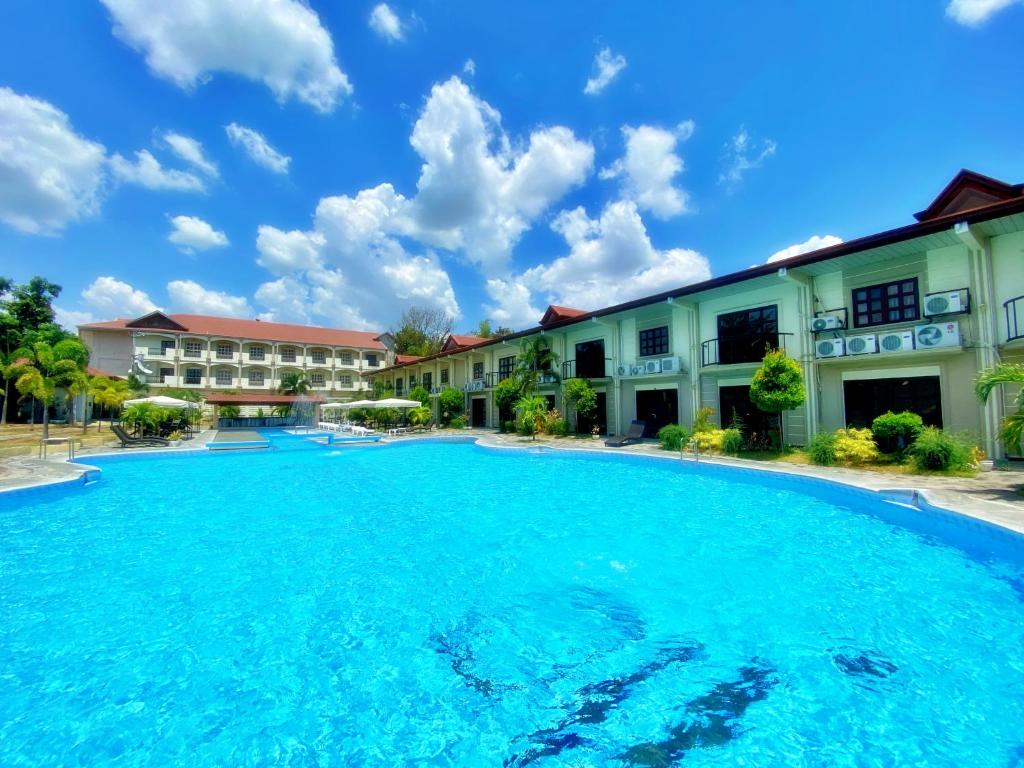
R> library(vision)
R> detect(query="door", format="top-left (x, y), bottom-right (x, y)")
top-left (577, 392), bottom-right (608, 435)
top-left (718, 385), bottom-right (773, 438)
top-left (471, 398), bottom-right (486, 427)
top-left (635, 389), bottom-right (678, 438)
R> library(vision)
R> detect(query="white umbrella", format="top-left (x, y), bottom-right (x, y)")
top-left (325, 399), bottom-right (376, 410)
top-left (123, 395), bottom-right (199, 409)
top-left (371, 398), bottom-right (422, 409)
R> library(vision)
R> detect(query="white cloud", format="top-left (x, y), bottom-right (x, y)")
top-left (82, 276), bottom-right (160, 317)
top-left (0, 87), bottom-right (106, 234)
top-left (256, 225), bottom-right (324, 274)
top-left (167, 279), bottom-right (252, 316)
top-left (766, 234), bottom-right (843, 264)
top-left (163, 132), bottom-right (218, 177)
top-left (463, 58), bottom-right (476, 76)
top-left (168, 214), bottom-right (229, 252)
top-left (719, 127), bottom-right (776, 187)
top-left (225, 123), bottom-right (290, 174)
top-left (946, 0), bottom-right (1023, 24)
top-left (368, 3), bottom-right (403, 41)
top-left (599, 122), bottom-right (694, 219)
top-left (486, 200), bottom-right (711, 328)
top-left (53, 305), bottom-right (96, 330)
top-left (109, 149), bottom-right (206, 192)
top-left (99, 0), bottom-right (352, 112)
top-left (254, 275), bottom-right (311, 323)
top-left (583, 48), bottom-right (627, 95)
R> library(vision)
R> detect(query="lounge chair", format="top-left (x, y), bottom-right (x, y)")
top-left (111, 424), bottom-right (170, 448)
top-left (604, 420), bottom-right (646, 447)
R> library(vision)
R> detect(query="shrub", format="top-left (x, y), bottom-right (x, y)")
top-left (409, 405), bottom-right (432, 426)
top-left (168, 429), bottom-right (183, 441)
top-left (408, 385), bottom-right (430, 406)
top-left (563, 378), bottom-right (597, 431)
top-left (515, 395), bottom-right (548, 439)
top-left (808, 431), bottom-right (838, 466)
top-left (546, 418), bottom-right (570, 437)
top-left (449, 414), bottom-right (468, 429)
top-left (500, 420), bottom-right (517, 434)
top-left (871, 411), bottom-right (925, 453)
top-left (494, 377), bottom-right (522, 419)
top-left (693, 407), bottom-right (716, 434)
top-left (908, 427), bottom-right (975, 472)
top-left (437, 387), bottom-right (464, 425)
top-left (833, 428), bottom-right (879, 465)
top-left (721, 428), bottom-right (743, 455)
top-left (658, 424), bottom-right (690, 451)
top-left (692, 429), bottom-right (725, 453)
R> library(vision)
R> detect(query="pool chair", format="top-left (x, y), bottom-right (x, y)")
top-left (604, 420), bottom-right (646, 447)
top-left (111, 424), bottom-right (171, 448)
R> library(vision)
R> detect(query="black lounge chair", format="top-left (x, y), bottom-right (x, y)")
top-left (604, 420), bottom-right (646, 447)
top-left (111, 424), bottom-right (170, 448)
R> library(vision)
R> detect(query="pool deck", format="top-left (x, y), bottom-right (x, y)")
top-left (2, 427), bottom-right (1022, 536)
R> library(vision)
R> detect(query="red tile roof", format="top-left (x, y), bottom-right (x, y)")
top-left (396, 354), bottom-right (424, 364)
top-left (86, 365), bottom-right (123, 379)
top-left (80, 312), bottom-right (385, 349)
top-left (444, 334), bottom-right (490, 350)
top-left (205, 393), bottom-right (326, 405)
top-left (540, 305), bottom-right (587, 326)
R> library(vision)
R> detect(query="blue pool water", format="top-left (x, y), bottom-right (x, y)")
top-left (2, 434), bottom-right (1024, 766)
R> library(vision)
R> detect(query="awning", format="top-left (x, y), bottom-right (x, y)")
top-left (205, 394), bottom-right (325, 406)
top-left (123, 395), bottom-right (199, 409)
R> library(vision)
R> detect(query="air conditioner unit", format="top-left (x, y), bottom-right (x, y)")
top-left (644, 359), bottom-right (662, 374)
top-left (915, 321), bottom-right (961, 349)
top-left (470, 380), bottom-right (485, 391)
top-left (924, 291), bottom-right (963, 316)
top-left (811, 315), bottom-right (844, 332)
top-left (815, 338), bottom-right (845, 358)
top-left (630, 364), bottom-right (645, 376)
top-left (660, 356), bottom-right (683, 374)
top-left (845, 334), bottom-right (878, 356)
top-left (878, 330), bottom-right (915, 353)
top-left (616, 364), bottom-right (630, 377)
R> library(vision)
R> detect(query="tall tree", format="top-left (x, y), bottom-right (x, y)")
top-left (392, 307), bottom-right (454, 356)
top-left (515, 336), bottom-right (560, 397)
top-left (89, 376), bottom-right (131, 432)
top-left (475, 319), bottom-right (514, 339)
top-left (749, 350), bottom-right (806, 448)
top-left (8, 338), bottom-right (89, 440)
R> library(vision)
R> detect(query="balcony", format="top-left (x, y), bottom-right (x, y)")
top-left (139, 346), bottom-right (175, 359)
top-left (463, 378), bottom-right (486, 392)
top-left (1005, 295), bottom-right (1024, 344)
top-left (212, 350), bottom-right (238, 363)
top-left (562, 358), bottom-right (610, 380)
top-left (306, 355), bottom-right (330, 367)
top-left (701, 333), bottom-right (793, 367)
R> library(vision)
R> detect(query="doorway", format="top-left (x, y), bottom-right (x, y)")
top-left (577, 392), bottom-right (608, 435)
top-left (718, 385), bottom-right (773, 438)
top-left (635, 389), bottom-right (678, 438)
top-left (470, 398), bottom-right (486, 427)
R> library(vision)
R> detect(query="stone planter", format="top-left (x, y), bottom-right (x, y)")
top-left (979, 459), bottom-right (994, 472)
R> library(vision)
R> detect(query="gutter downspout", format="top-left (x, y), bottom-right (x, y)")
top-left (777, 266), bottom-right (816, 442)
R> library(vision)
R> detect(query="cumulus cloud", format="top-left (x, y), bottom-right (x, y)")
top-left (254, 275), bottom-right (312, 323)
top-left (583, 48), bottom-right (627, 95)
top-left (766, 234), bottom-right (843, 264)
top-left (109, 149), bottom-right (206, 192)
top-left (0, 87), bottom-right (106, 234)
top-left (99, 0), bottom-right (352, 112)
top-left (82, 275), bottom-right (160, 317)
top-left (600, 122), bottom-right (694, 219)
top-left (719, 127), bottom-right (776, 187)
top-left (463, 58), bottom-right (476, 76)
top-left (485, 200), bottom-right (711, 328)
top-left (168, 214), bottom-right (229, 252)
top-left (946, 0), bottom-right (1023, 24)
top-left (255, 225), bottom-right (324, 274)
top-left (163, 132), bottom-right (218, 177)
top-left (167, 279), bottom-right (252, 316)
top-left (225, 123), bottom-right (290, 174)
top-left (53, 306), bottom-right (97, 330)
top-left (368, 3), bottom-right (403, 41)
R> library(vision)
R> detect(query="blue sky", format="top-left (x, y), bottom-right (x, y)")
top-left (0, 0), bottom-right (1022, 333)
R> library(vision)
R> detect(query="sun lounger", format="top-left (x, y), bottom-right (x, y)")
top-left (604, 420), bottom-right (646, 447)
top-left (111, 424), bottom-right (171, 448)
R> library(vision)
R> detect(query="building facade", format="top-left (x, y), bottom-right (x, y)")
top-left (78, 312), bottom-right (388, 398)
top-left (369, 170), bottom-right (1024, 458)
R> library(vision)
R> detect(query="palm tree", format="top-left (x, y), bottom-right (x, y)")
top-left (976, 363), bottom-right (1024, 454)
top-left (90, 376), bottom-right (131, 432)
top-left (8, 339), bottom-right (89, 440)
top-left (279, 371), bottom-right (312, 396)
top-left (515, 337), bottom-right (560, 397)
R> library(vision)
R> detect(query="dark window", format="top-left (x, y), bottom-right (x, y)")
top-left (440, 368), bottom-right (449, 384)
top-left (185, 368), bottom-right (202, 385)
top-left (159, 367), bottom-right (173, 383)
top-left (843, 376), bottom-right (941, 429)
top-left (160, 340), bottom-right (176, 354)
top-left (409, 375), bottom-right (417, 389)
top-left (422, 372), bottom-right (432, 391)
top-left (575, 340), bottom-right (606, 378)
top-left (498, 355), bottom-right (516, 380)
top-left (717, 305), bottom-right (778, 365)
top-left (853, 278), bottom-right (919, 328)
top-left (639, 326), bottom-right (669, 357)
top-left (473, 362), bottom-right (484, 380)
top-left (395, 379), bottom-right (404, 395)
top-left (719, 385), bottom-right (774, 438)
top-left (635, 389), bottom-right (677, 438)
top-left (366, 354), bottom-right (378, 367)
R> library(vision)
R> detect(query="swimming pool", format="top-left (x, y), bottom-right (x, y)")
top-left (2, 434), bottom-right (1023, 766)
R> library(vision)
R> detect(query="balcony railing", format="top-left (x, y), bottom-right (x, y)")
top-left (701, 333), bottom-right (793, 367)
top-left (562, 358), bottom-right (610, 380)
top-left (1005, 295), bottom-right (1024, 343)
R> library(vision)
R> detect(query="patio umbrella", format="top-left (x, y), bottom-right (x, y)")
top-left (369, 398), bottom-right (422, 408)
top-left (123, 395), bottom-right (199, 409)
top-left (325, 399), bottom-right (376, 410)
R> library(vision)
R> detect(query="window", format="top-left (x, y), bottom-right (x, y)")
top-left (716, 305), bottom-right (778, 365)
top-left (311, 349), bottom-right (326, 364)
top-left (395, 379), bottom-right (404, 396)
top-left (366, 354), bottom-right (378, 367)
top-left (216, 343), bottom-right (233, 359)
top-left (853, 278), bottom-right (919, 328)
top-left (338, 374), bottom-right (353, 387)
top-left (215, 369), bottom-right (232, 385)
top-left (440, 368), bottom-right (449, 384)
top-left (498, 355), bottom-right (516, 380)
top-left (159, 367), bottom-right (173, 383)
top-left (185, 368), bottom-right (202, 385)
top-left (339, 351), bottom-right (353, 365)
top-left (473, 362), bottom-right (484, 380)
top-left (280, 347), bottom-right (296, 363)
top-left (639, 326), bottom-right (669, 357)
top-left (160, 340), bottom-right (176, 355)
top-left (249, 346), bottom-right (265, 361)
top-left (574, 340), bottom-right (606, 378)
top-left (247, 370), bottom-right (264, 386)
top-left (184, 340), bottom-right (202, 358)
top-left (310, 371), bottom-right (325, 386)
top-left (843, 375), bottom-right (941, 428)
top-left (422, 372), bottom-right (432, 391)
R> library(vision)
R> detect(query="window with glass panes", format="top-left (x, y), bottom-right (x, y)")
top-left (339, 351), bottom-right (353, 365)
top-left (639, 326), bottom-right (669, 357)
top-left (185, 367), bottom-right (202, 384)
top-left (440, 368), bottom-right (449, 384)
top-left (216, 343), bottom-right (232, 359)
top-left (473, 362), bottom-right (484, 380)
top-left (215, 369), bottom-right (231, 385)
top-left (338, 374), bottom-right (353, 387)
top-left (248, 346), bottom-right (265, 360)
top-left (311, 349), bottom-right (326, 364)
top-left (184, 340), bottom-right (202, 357)
top-left (852, 278), bottom-right (919, 328)
top-left (280, 347), bottom-right (296, 362)
top-left (498, 355), bottom-right (516, 380)
top-left (310, 371), bottom-right (325, 386)
top-left (366, 354), bottom-right (378, 367)
top-left (247, 370), bottom-right (264, 385)
top-left (422, 372), bottom-right (432, 391)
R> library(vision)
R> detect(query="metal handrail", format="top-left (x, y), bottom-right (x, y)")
top-left (562, 358), bottom-right (612, 379)
top-left (1005, 295), bottom-right (1024, 343)
top-left (701, 332), bottom-right (793, 367)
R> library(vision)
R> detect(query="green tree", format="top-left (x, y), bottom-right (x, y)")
top-left (126, 373), bottom-right (149, 396)
top-left (976, 363), bottom-right (1024, 454)
top-left (563, 378), bottom-right (597, 433)
top-left (437, 386), bottom-right (464, 425)
top-left (272, 404), bottom-right (292, 417)
top-left (218, 405), bottom-right (241, 419)
top-left (89, 376), bottom-right (131, 432)
top-left (748, 350), bottom-right (806, 448)
top-left (515, 337), bottom-right (560, 396)
top-left (372, 378), bottom-right (393, 399)
top-left (475, 319), bottom-right (514, 339)
top-left (278, 371), bottom-right (312, 396)
top-left (392, 306), bottom-right (453, 356)
top-left (409, 405), bottom-right (432, 426)
top-left (408, 385), bottom-right (430, 406)
top-left (514, 395), bottom-right (548, 440)
top-left (122, 403), bottom-right (168, 435)
top-left (8, 338), bottom-right (89, 439)
top-left (494, 376), bottom-right (523, 422)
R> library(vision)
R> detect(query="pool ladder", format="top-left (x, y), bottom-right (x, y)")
top-left (682, 438), bottom-right (700, 463)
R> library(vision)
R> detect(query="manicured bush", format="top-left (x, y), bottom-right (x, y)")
top-left (500, 420), bottom-right (516, 434)
top-left (871, 411), bottom-right (925, 454)
top-left (437, 387), bottom-right (464, 425)
top-left (408, 385), bottom-right (430, 406)
top-left (833, 428), bottom-right (879, 465)
top-left (563, 378), bottom-right (597, 432)
top-left (546, 418), bottom-right (571, 437)
top-left (907, 427), bottom-right (975, 472)
top-left (808, 431), bottom-right (838, 466)
top-left (409, 406), bottom-right (432, 426)
top-left (657, 424), bottom-right (690, 451)
top-left (692, 429), bottom-right (725, 453)
top-left (721, 428), bottom-right (743, 455)
top-left (449, 414), bottom-right (468, 429)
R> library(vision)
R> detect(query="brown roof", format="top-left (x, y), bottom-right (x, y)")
top-left (540, 305), bottom-right (587, 326)
top-left (443, 334), bottom-right (490, 350)
top-left (396, 354), bottom-right (424, 364)
top-left (205, 393), bottom-right (327, 405)
top-left (914, 169), bottom-right (1024, 222)
top-left (86, 365), bottom-right (123, 379)
top-left (80, 312), bottom-right (385, 349)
